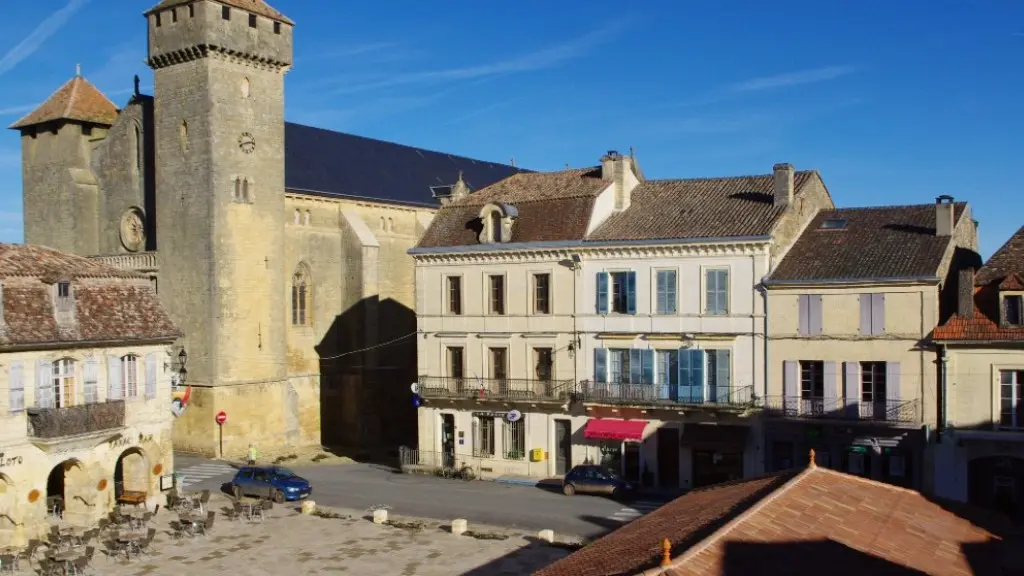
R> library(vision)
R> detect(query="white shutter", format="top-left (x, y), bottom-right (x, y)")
top-left (107, 355), bottom-right (123, 401)
top-left (145, 352), bottom-right (158, 399)
top-left (83, 357), bottom-right (99, 404)
top-left (36, 359), bottom-right (53, 409)
top-left (8, 362), bottom-right (24, 412)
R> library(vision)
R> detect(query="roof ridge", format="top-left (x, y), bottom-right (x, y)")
top-left (65, 76), bottom-right (82, 119)
top-left (828, 201), bottom-right (967, 213)
top-left (645, 169), bottom-right (817, 185)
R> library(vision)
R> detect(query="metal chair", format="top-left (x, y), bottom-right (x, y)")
top-left (196, 511), bottom-right (215, 536)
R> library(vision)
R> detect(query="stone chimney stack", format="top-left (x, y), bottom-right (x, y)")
top-left (601, 150), bottom-right (638, 211)
top-left (773, 163), bottom-right (795, 208)
top-left (936, 195), bottom-right (955, 237)
top-left (958, 268), bottom-right (975, 319)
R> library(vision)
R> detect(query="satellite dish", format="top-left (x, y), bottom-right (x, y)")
top-left (410, 382), bottom-right (421, 394)
top-left (507, 409), bottom-right (522, 423)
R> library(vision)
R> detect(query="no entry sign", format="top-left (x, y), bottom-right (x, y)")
top-left (215, 411), bottom-right (227, 425)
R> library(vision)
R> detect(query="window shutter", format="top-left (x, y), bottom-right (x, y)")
top-left (872, 293), bottom-right (886, 335)
top-left (668, 351), bottom-right (679, 400)
top-left (629, 349), bottom-right (643, 384)
top-left (626, 272), bottom-right (637, 315)
top-left (798, 295), bottom-right (809, 336)
top-left (666, 271), bottom-right (677, 314)
top-left (677, 348), bottom-right (690, 402)
top-left (107, 355), bottom-right (123, 401)
top-left (36, 359), bottom-right (53, 409)
top-left (823, 361), bottom-right (839, 412)
top-left (718, 270), bottom-right (729, 314)
top-left (717, 350), bottom-right (731, 401)
top-left (641, 349), bottom-right (655, 386)
top-left (690, 349), bottom-right (705, 403)
top-left (145, 352), bottom-right (158, 399)
top-left (8, 362), bottom-right (24, 412)
top-left (594, 348), bottom-right (607, 384)
top-left (809, 295), bottom-right (823, 335)
top-left (859, 294), bottom-right (872, 334)
top-left (83, 357), bottom-right (99, 404)
top-left (655, 271), bottom-right (666, 314)
top-left (782, 360), bottom-right (798, 414)
top-left (886, 361), bottom-right (901, 412)
top-left (844, 362), bottom-right (860, 419)
top-left (596, 272), bottom-right (609, 315)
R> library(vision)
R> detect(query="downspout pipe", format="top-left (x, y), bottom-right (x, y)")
top-left (938, 344), bottom-right (949, 441)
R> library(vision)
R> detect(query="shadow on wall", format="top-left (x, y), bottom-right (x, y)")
top-left (315, 296), bottom-right (418, 452)
top-left (939, 245), bottom-right (983, 325)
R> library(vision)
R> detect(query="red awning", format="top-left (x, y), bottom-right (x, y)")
top-left (584, 418), bottom-right (648, 441)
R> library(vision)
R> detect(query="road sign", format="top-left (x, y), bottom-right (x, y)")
top-left (215, 411), bottom-right (227, 425)
top-left (410, 382), bottom-right (421, 394)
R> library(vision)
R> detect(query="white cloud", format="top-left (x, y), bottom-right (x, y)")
top-left (0, 0), bottom-right (91, 78)
top-left (0, 103), bottom-right (36, 116)
top-left (727, 65), bottom-right (856, 93)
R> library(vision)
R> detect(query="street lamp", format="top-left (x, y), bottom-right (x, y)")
top-left (176, 348), bottom-right (188, 386)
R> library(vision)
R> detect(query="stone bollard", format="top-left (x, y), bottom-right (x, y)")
top-left (451, 518), bottom-right (467, 536)
top-left (373, 509), bottom-right (388, 524)
top-left (538, 529), bottom-right (555, 543)
top-left (300, 501), bottom-right (316, 515)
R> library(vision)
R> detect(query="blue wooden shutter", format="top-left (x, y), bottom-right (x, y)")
top-left (626, 272), bottom-right (637, 315)
top-left (824, 361), bottom-right (838, 414)
top-left (36, 359), bottom-right (53, 409)
top-left (886, 361), bottom-right (901, 420)
top-left (145, 352), bottom-right (158, 399)
top-left (872, 293), bottom-right (886, 335)
top-left (629, 349), bottom-right (643, 384)
top-left (783, 360), bottom-right (798, 414)
top-left (798, 295), bottom-right (809, 336)
top-left (691, 350), bottom-right (705, 402)
top-left (678, 348), bottom-right (691, 402)
top-left (859, 294), bottom-right (872, 334)
top-left (844, 361), bottom-right (860, 419)
top-left (666, 271), bottom-right (677, 314)
top-left (809, 295), bottom-right (823, 335)
top-left (642, 349), bottom-right (654, 386)
top-left (596, 272), bottom-right (609, 315)
top-left (716, 350), bottom-right (731, 403)
top-left (8, 362), bottom-right (24, 412)
top-left (107, 355), bottom-right (123, 400)
top-left (668, 351), bottom-right (679, 401)
top-left (594, 348), bottom-right (607, 384)
top-left (83, 357), bottom-right (99, 404)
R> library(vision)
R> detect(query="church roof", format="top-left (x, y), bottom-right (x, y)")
top-left (146, 0), bottom-right (294, 25)
top-left (9, 75), bottom-right (119, 130)
top-left (284, 122), bottom-right (529, 207)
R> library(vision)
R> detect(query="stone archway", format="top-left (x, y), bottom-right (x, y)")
top-left (113, 448), bottom-right (149, 499)
top-left (968, 455), bottom-right (1024, 520)
top-left (46, 459), bottom-right (89, 523)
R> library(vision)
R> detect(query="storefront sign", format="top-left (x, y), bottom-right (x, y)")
top-left (0, 453), bottom-right (23, 468)
top-left (108, 433), bottom-right (155, 450)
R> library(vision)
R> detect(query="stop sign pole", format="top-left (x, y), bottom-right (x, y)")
top-left (215, 411), bottom-right (227, 457)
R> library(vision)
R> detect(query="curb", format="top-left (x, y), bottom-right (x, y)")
top-left (492, 477), bottom-right (542, 487)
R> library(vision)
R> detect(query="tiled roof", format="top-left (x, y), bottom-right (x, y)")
top-left (536, 462), bottom-right (1012, 576)
top-left (934, 226), bottom-right (1024, 342)
top-left (284, 122), bottom-right (528, 206)
top-left (9, 75), bottom-right (118, 130)
top-left (587, 171), bottom-right (816, 242)
top-left (767, 203), bottom-right (968, 283)
top-left (0, 244), bottom-right (180, 347)
top-left (146, 0), bottom-right (294, 25)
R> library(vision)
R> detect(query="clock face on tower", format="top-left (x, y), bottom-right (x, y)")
top-left (238, 132), bottom-right (256, 154)
top-left (119, 208), bottom-right (146, 252)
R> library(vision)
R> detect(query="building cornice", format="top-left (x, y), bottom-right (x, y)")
top-left (412, 239), bottom-right (771, 265)
top-left (762, 275), bottom-right (940, 289)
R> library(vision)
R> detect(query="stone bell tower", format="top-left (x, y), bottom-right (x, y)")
top-left (145, 0), bottom-right (296, 456)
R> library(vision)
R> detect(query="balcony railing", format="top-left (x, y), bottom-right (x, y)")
top-left (91, 252), bottom-right (159, 273)
top-left (762, 396), bottom-right (920, 424)
top-left (417, 376), bottom-right (573, 402)
top-left (579, 380), bottom-right (756, 408)
top-left (26, 401), bottom-right (126, 439)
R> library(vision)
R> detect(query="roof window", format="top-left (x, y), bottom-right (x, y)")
top-left (820, 219), bottom-right (848, 230)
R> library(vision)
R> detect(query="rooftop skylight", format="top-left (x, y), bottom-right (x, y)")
top-left (820, 218), bottom-right (848, 230)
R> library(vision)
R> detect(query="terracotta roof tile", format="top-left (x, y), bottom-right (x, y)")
top-left (767, 203), bottom-right (968, 283)
top-left (976, 225), bottom-right (1024, 285)
top-left (0, 244), bottom-right (142, 281)
top-left (146, 0), bottom-right (294, 25)
top-left (536, 464), bottom-right (1013, 576)
top-left (587, 171), bottom-right (816, 242)
top-left (9, 75), bottom-right (118, 130)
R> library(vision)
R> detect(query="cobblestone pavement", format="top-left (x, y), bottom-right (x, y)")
top-left (51, 495), bottom-right (573, 575)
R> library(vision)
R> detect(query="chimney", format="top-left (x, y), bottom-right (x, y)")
top-left (601, 150), bottom-right (639, 211)
top-left (936, 195), bottom-right (955, 236)
top-left (957, 268), bottom-right (975, 319)
top-left (773, 163), bottom-right (794, 208)
top-left (451, 171), bottom-right (469, 200)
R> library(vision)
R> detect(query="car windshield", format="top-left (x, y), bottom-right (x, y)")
top-left (271, 467), bottom-right (295, 479)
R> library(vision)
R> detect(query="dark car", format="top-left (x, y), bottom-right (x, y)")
top-left (231, 466), bottom-right (312, 503)
top-left (562, 465), bottom-right (635, 499)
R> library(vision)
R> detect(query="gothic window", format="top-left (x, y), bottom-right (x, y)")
top-left (241, 179), bottom-right (250, 202)
top-left (233, 177), bottom-right (252, 203)
top-left (292, 265), bottom-right (312, 326)
top-left (134, 125), bottom-right (142, 172)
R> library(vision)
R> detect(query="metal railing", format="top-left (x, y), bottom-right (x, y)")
top-left (762, 396), bottom-right (920, 424)
top-left (416, 376), bottom-right (573, 402)
top-left (91, 252), bottom-right (159, 273)
top-left (26, 400), bottom-right (126, 439)
top-left (579, 381), bottom-right (756, 408)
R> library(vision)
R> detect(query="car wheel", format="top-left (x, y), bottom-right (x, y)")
top-left (611, 487), bottom-right (621, 500)
top-left (273, 490), bottom-right (286, 504)
top-left (563, 483), bottom-right (576, 496)
top-left (232, 485), bottom-right (242, 499)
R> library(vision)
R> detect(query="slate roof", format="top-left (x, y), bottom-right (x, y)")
top-left (0, 245), bottom-right (180, 347)
top-left (9, 75), bottom-right (118, 130)
top-left (146, 0), bottom-right (294, 25)
top-left (766, 203), bottom-right (968, 283)
top-left (535, 459), bottom-right (1012, 576)
top-left (415, 167), bottom-right (822, 249)
top-left (934, 226), bottom-right (1024, 342)
top-left (284, 123), bottom-right (528, 207)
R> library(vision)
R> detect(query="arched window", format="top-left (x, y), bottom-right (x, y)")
top-left (292, 265), bottom-right (311, 326)
top-left (241, 77), bottom-right (251, 98)
top-left (51, 358), bottom-right (76, 408)
top-left (388, 217), bottom-right (394, 232)
top-left (134, 125), bottom-right (142, 171)
top-left (179, 120), bottom-right (188, 152)
top-left (304, 210), bottom-right (310, 226)
top-left (121, 355), bottom-right (139, 398)
top-left (294, 209), bottom-right (301, 224)
top-left (241, 179), bottom-right (250, 202)
top-left (380, 217), bottom-right (385, 230)
top-left (489, 211), bottom-right (502, 243)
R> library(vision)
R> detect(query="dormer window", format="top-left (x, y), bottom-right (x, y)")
top-left (57, 282), bottom-right (70, 299)
top-left (489, 212), bottom-right (502, 242)
top-left (820, 219), bottom-right (848, 230)
top-left (1004, 294), bottom-right (1024, 326)
top-left (478, 202), bottom-right (518, 245)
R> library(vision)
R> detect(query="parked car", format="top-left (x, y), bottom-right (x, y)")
top-left (562, 465), bottom-right (635, 499)
top-left (231, 466), bottom-right (312, 503)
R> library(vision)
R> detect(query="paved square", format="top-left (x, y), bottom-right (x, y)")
top-left (63, 495), bottom-right (572, 575)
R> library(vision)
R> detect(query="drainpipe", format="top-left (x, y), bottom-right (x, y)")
top-left (757, 282), bottom-right (770, 476)
top-left (938, 344), bottom-right (949, 438)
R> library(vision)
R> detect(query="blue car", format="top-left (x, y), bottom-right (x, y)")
top-left (230, 466), bottom-right (312, 503)
top-left (562, 465), bottom-right (635, 500)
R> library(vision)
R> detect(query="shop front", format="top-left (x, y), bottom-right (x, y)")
top-left (935, 431), bottom-right (1024, 521)
top-left (682, 424), bottom-right (750, 489)
top-left (582, 418), bottom-right (647, 482)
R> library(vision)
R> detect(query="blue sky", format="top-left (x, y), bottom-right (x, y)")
top-left (0, 0), bottom-right (1021, 257)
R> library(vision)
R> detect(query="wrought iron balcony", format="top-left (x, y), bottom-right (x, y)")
top-left (26, 401), bottom-right (126, 439)
top-left (416, 376), bottom-right (573, 402)
top-left (579, 380), bottom-right (756, 409)
top-left (762, 396), bottom-right (920, 424)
